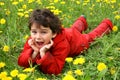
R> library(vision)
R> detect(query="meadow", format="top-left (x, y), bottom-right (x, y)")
top-left (0, 0), bottom-right (120, 80)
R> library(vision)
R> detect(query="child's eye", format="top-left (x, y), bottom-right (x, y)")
top-left (31, 31), bottom-right (37, 34)
top-left (41, 31), bottom-right (47, 34)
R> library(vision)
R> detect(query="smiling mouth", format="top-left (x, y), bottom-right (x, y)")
top-left (36, 42), bottom-right (44, 46)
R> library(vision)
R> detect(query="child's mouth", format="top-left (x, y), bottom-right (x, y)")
top-left (37, 42), bottom-right (44, 46)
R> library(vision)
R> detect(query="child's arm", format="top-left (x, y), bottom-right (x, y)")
top-left (18, 38), bottom-right (35, 68)
top-left (39, 40), bottom-right (53, 58)
top-left (36, 39), bottom-right (69, 75)
top-left (28, 39), bottom-right (39, 59)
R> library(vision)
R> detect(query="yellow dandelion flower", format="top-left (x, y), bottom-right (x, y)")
top-left (19, 0), bottom-right (23, 2)
top-left (0, 71), bottom-right (7, 79)
top-left (17, 12), bottom-right (24, 17)
top-left (60, 1), bottom-right (65, 4)
top-left (114, 15), bottom-right (120, 20)
top-left (73, 57), bottom-right (85, 65)
top-left (36, 0), bottom-right (42, 4)
top-left (18, 74), bottom-right (27, 80)
top-left (24, 35), bottom-right (29, 40)
top-left (0, 30), bottom-right (3, 33)
top-left (110, 67), bottom-right (116, 75)
top-left (76, 1), bottom-right (80, 4)
top-left (23, 67), bottom-right (35, 72)
top-left (36, 78), bottom-right (47, 80)
top-left (74, 69), bottom-right (83, 76)
top-left (54, 0), bottom-right (58, 3)
top-left (18, 9), bottom-right (24, 12)
top-left (65, 57), bottom-right (73, 63)
top-left (78, 57), bottom-right (85, 64)
top-left (67, 70), bottom-right (73, 75)
top-left (3, 45), bottom-right (10, 52)
top-left (0, 18), bottom-right (6, 24)
top-left (62, 74), bottom-right (76, 80)
top-left (112, 11), bottom-right (119, 15)
top-left (116, 48), bottom-right (120, 50)
top-left (5, 10), bottom-right (11, 15)
top-left (10, 69), bottom-right (19, 77)
top-left (28, 0), bottom-right (35, 3)
top-left (12, 1), bottom-right (18, 5)
top-left (51, 9), bottom-right (62, 15)
top-left (0, 62), bottom-right (5, 68)
top-left (22, 4), bottom-right (27, 9)
top-left (24, 14), bottom-right (29, 18)
top-left (28, 9), bottom-right (33, 12)
top-left (112, 26), bottom-right (118, 32)
top-left (0, 2), bottom-right (5, 6)
top-left (111, 0), bottom-right (116, 3)
top-left (97, 62), bottom-right (107, 71)
top-left (2, 76), bottom-right (12, 80)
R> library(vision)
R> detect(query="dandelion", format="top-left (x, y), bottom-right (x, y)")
top-left (24, 14), bottom-right (29, 18)
top-left (0, 62), bottom-right (5, 68)
top-left (0, 18), bottom-right (6, 24)
top-left (76, 1), bottom-right (80, 4)
top-left (112, 26), bottom-right (118, 32)
top-left (74, 69), bottom-right (83, 76)
top-left (1, 76), bottom-right (12, 80)
top-left (5, 10), bottom-right (11, 15)
top-left (97, 62), bottom-right (107, 71)
top-left (3, 45), bottom-right (9, 52)
top-left (62, 74), bottom-right (76, 80)
top-left (18, 73), bottom-right (27, 80)
top-left (17, 12), bottom-right (24, 17)
top-left (22, 4), bottom-right (27, 9)
top-left (67, 70), bottom-right (73, 75)
top-left (65, 57), bottom-right (73, 63)
top-left (36, 78), bottom-right (47, 80)
top-left (51, 9), bottom-right (62, 15)
top-left (110, 67), bottom-right (116, 75)
top-left (19, 0), bottom-right (23, 2)
top-left (0, 30), bottom-right (3, 33)
top-left (23, 67), bottom-right (35, 72)
top-left (60, 1), bottom-right (65, 4)
top-left (28, 0), bottom-right (35, 3)
top-left (12, 1), bottom-right (18, 5)
top-left (24, 35), bottom-right (29, 40)
top-left (0, 2), bottom-right (5, 6)
top-left (0, 71), bottom-right (7, 79)
top-left (10, 69), bottom-right (19, 77)
top-left (114, 15), bottom-right (120, 20)
top-left (54, 0), bottom-right (59, 3)
top-left (36, 0), bottom-right (42, 5)
top-left (73, 57), bottom-right (85, 65)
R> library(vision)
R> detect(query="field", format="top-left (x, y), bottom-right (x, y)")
top-left (0, 0), bottom-right (120, 80)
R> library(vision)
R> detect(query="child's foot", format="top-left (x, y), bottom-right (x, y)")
top-left (79, 15), bottom-right (88, 31)
top-left (101, 18), bottom-right (113, 29)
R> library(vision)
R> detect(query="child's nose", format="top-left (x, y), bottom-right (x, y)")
top-left (36, 33), bottom-right (41, 40)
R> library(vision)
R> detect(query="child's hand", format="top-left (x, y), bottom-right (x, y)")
top-left (40, 40), bottom-right (53, 58)
top-left (28, 39), bottom-right (39, 53)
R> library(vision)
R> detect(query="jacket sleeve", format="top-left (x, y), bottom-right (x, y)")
top-left (36, 40), bottom-right (70, 75)
top-left (18, 38), bottom-right (34, 68)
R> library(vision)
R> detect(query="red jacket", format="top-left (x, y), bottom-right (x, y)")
top-left (18, 28), bottom-right (89, 75)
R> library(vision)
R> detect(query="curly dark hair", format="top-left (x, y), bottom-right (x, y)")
top-left (28, 8), bottom-right (62, 33)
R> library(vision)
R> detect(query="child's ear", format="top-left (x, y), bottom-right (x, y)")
top-left (52, 33), bottom-right (57, 38)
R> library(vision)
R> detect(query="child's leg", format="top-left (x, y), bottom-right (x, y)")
top-left (86, 18), bottom-right (113, 42)
top-left (71, 15), bottom-right (88, 33)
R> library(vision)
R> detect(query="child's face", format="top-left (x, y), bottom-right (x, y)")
top-left (30, 23), bottom-right (56, 49)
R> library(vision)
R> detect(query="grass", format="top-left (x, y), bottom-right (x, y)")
top-left (0, 0), bottom-right (120, 80)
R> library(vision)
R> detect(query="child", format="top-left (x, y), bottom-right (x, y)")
top-left (18, 8), bottom-right (113, 75)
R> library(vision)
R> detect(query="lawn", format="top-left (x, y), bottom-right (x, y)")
top-left (0, 0), bottom-right (120, 80)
